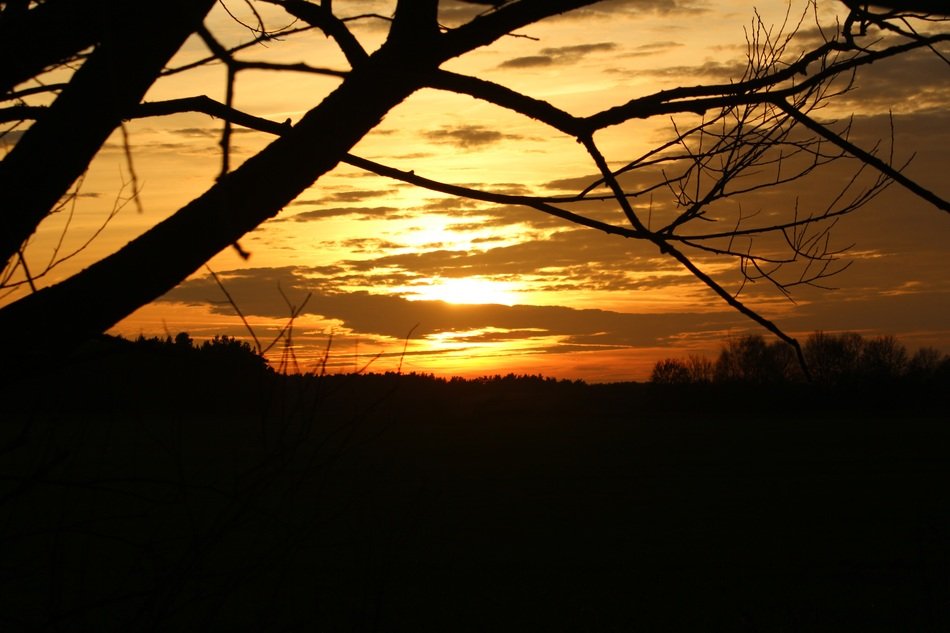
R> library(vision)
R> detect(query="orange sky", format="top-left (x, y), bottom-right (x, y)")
top-left (3, 0), bottom-right (948, 381)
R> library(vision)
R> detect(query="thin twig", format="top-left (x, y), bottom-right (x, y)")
top-left (205, 265), bottom-right (263, 355)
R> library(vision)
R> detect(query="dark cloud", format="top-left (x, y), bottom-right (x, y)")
top-left (439, 0), bottom-right (707, 26)
top-left (471, 182), bottom-right (532, 196)
top-left (630, 41), bottom-right (683, 55)
top-left (413, 195), bottom-right (563, 230)
top-left (321, 189), bottom-right (394, 203)
top-left (424, 202), bottom-right (571, 229)
top-left (448, 328), bottom-right (548, 343)
top-left (278, 206), bottom-right (397, 221)
top-left (498, 55), bottom-right (554, 69)
top-left (629, 59), bottom-right (748, 83)
top-left (335, 229), bottom-right (682, 289)
top-left (169, 127), bottom-right (259, 138)
top-left (544, 173), bottom-right (609, 193)
top-left (127, 142), bottom-right (198, 151)
top-left (438, 1), bottom-right (501, 24)
top-left (159, 266), bottom-right (743, 348)
top-left (541, 166), bottom-right (670, 199)
top-left (552, 0), bottom-right (709, 19)
top-left (389, 151), bottom-right (435, 160)
top-left (611, 30), bottom-right (948, 106)
top-left (499, 42), bottom-right (616, 68)
top-left (471, 235), bottom-right (507, 245)
top-left (698, 29), bottom-right (950, 112)
top-left (544, 42), bottom-right (617, 56)
top-left (845, 109), bottom-right (950, 193)
top-left (423, 125), bottom-right (522, 148)
top-left (837, 48), bottom-right (950, 111)
top-left (421, 197), bottom-right (486, 212)
top-left (491, 182), bottom-right (531, 196)
top-left (785, 289), bottom-right (950, 339)
top-left (171, 128), bottom-right (216, 138)
top-left (338, 237), bottom-right (404, 253)
top-left (307, 264), bottom-right (348, 276)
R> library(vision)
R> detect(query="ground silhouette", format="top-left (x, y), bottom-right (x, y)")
top-left (1, 334), bottom-right (948, 631)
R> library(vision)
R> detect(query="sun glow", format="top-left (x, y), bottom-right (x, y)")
top-left (408, 277), bottom-right (519, 306)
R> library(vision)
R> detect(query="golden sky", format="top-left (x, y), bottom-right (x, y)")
top-left (4, 0), bottom-right (948, 381)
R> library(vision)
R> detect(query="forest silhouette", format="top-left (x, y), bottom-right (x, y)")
top-left (1, 331), bottom-right (948, 631)
top-left (17, 329), bottom-right (947, 418)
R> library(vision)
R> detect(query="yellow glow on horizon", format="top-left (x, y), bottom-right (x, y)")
top-left (407, 277), bottom-right (519, 306)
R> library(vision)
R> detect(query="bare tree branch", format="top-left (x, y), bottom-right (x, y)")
top-left (260, 0), bottom-right (369, 67)
top-left (0, 0), bottom-right (217, 268)
top-left (425, 69), bottom-right (582, 136)
top-left (775, 99), bottom-right (950, 212)
top-left (0, 0), bottom-right (111, 96)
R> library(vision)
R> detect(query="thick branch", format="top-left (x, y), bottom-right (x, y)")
top-left (260, 0), bottom-right (368, 67)
top-left (389, 0), bottom-right (440, 46)
top-left (425, 70), bottom-right (582, 136)
top-left (0, 0), bottom-right (111, 96)
top-left (231, 60), bottom-right (347, 77)
top-left (775, 100), bottom-right (950, 213)
top-left (841, 0), bottom-right (950, 16)
top-left (0, 0), bottom-right (216, 268)
top-left (437, 0), bottom-right (603, 61)
top-left (134, 97), bottom-right (292, 135)
top-left (0, 45), bottom-right (432, 365)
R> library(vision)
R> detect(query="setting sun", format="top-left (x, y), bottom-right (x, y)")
top-left (406, 277), bottom-right (519, 306)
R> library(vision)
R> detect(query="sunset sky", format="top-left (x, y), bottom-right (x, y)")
top-left (4, 0), bottom-right (948, 381)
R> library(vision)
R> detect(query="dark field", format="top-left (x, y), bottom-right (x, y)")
top-left (2, 344), bottom-right (948, 631)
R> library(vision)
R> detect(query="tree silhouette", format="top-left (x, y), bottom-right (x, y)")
top-left (650, 358), bottom-right (693, 386)
top-left (1, 1), bottom-right (947, 373)
top-left (714, 334), bottom-right (799, 385)
top-left (651, 331), bottom-right (949, 386)
top-left (804, 330), bottom-right (865, 385)
top-left (650, 354), bottom-right (714, 385)
top-left (858, 334), bottom-right (908, 382)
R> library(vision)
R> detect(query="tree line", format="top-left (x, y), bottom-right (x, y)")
top-left (93, 330), bottom-right (949, 389)
top-left (651, 332), bottom-right (949, 386)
